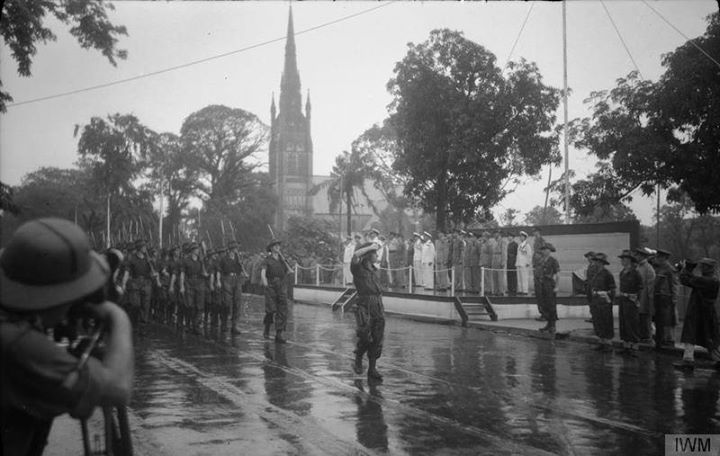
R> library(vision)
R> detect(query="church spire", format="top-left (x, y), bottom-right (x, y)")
top-left (280, 6), bottom-right (302, 115)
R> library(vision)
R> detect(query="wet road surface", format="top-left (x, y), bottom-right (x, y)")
top-left (128, 298), bottom-right (720, 455)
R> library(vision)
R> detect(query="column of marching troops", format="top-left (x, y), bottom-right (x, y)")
top-left (112, 238), bottom-right (277, 338)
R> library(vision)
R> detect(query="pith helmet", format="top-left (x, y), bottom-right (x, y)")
top-left (0, 218), bottom-right (110, 311)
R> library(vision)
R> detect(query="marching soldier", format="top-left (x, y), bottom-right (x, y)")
top-left (179, 243), bottom-right (206, 334)
top-left (167, 246), bottom-right (182, 328)
top-left (121, 239), bottom-right (160, 331)
top-left (218, 241), bottom-right (248, 334)
top-left (351, 242), bottom-right (385, 382)
top-left (204, 249), bottom-right (220, 334)
top-left (261, 239), bottom-right (291, 343)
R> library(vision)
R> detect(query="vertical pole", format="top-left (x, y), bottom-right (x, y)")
top-left (451, 266), bottom-right (455, 297)
top-left (158, 177), bottom-right (164, 248)
top-left (316, 264), bottom-right (320, 287)
top-left (481, 266), bottom-right (485, 296)
top-left (656, 183), bottom-right (661, 248)
top-left (409, 266), bottom-right (413, 293)
top-left (74, 205), bottom-right (78, 226)
top-left (562, 0), bottom-right (571, 224)
top-left (106, 193), bottom-right (111, 249)
top-left (294, 264), bottom-right (298, 285)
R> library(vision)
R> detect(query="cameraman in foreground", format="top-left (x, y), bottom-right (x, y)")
top-left (0, 218), bottom-right (134, 455)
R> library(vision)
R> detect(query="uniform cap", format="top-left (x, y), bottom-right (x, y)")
top-left (584, 251), bottom-right (596, 258)
top-left (699, 258), bottom-right (718, 268)
top-left (655, 248), bottom-right (672, 257)
top-left (0, 218), bottom-right (110, 311)
top-left (593, 252), bottom-right (610, 265)
top-left (519, 231), bottom-right (528, 237)
top-left (266, 239), bottom-right (282, 252)
top-left (541, 243), bottom-right (556, 252)
top-left (618, 249), bottom-right (637, 262)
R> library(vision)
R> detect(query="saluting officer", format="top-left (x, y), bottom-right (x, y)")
top-left (218, 241), bottom-right (247, 334)
top-left (180, 243), bottom-right (206, 334)
top-left (351, 242), bottom-right (385, 382)
top-left (261, 239), bottom-right (291, 343)
top-left (121, 239), bottom-right (160, 329)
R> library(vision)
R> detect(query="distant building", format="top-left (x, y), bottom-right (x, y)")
top-left (269, 8), bottom-right (388, 232)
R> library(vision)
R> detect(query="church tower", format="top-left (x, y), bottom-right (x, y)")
top-left (269, 7), bottom-right (314, 230)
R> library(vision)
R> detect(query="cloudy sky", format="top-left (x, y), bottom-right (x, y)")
top-left (1, 1), bottom-right (716, 224)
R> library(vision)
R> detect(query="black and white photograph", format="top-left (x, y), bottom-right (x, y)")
top-left (1, 1), bottom-right (720, 454)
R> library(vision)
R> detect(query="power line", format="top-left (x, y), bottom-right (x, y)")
top-left (600, 1), bottom-right (644, 79)
top-left (6, 2), bottom-right (396, 109)
top-left (641, 0), bottom-right (720, 70)
top-left (505, 2), bottom-right (534, 66)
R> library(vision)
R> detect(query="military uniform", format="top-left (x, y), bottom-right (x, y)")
top-left (679, 265), bottom-right (720, 353)
top-left (351, 250), bottom-right (385, 379)
top-left (653, 260), bottom-right (678, 347)
top-left (588, 261), bottom-right (616, 344)
top-left (617, 263), bottom-right (643, 347)
top-left (537, 253), bottom-right (560, 324)
top-left (123, 252), bottom-right (155, 326)
top-left (263, 252), bottom-right (290, 340)
top-left (181, 253), bottom-right (206, 333)
top-left (219, 250), bottom-right (246, 333)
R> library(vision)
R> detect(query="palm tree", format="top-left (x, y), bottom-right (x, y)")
top-left (311, 148), bottom-right (384, 236)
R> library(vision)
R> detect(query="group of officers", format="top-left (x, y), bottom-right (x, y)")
top-left (342, 227), bottom-right (546, 296)
top-left (566, 246), bottom-right (720, 370)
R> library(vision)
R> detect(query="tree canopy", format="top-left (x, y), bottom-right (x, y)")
top-left (180, 105), bottom-right (268, 205)
top-left (387, 29), bottom-right (561, 230)
top-left (0, 0), bottom-right (127, 111)
top-left (570, 12), bottom-right (720, 215)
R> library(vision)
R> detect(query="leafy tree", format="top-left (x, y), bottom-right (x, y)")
top-left (523, 205), bottom-right (563, 226)
top-left (1, 0), bottom-right (127, 111)
top-left (570, 13), bottom-right (720, 215)
top-left (0, 181), bottom-right (20, 215)
top-left (145, 132), bottom-right (199, 244)
top-left (387, 29), bottom-right (561, 231)
top-left (280, 215), bottom-right (338, 262)
top-left (500, 208), bottom-right (520, 226)
top-left (76, 113), bottom-right (159, 246)
top-left (179, 105), bottom-right (268, 205)
top-left (200, 172), bottom-right (278, 252)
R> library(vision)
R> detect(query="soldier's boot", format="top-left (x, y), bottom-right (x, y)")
top-left (275, 330), bottom-right (287, 344)
top-left (231, 305), bottom-right (241, 335)
top-left (547, 320), bottom-right (556, 337)
top-left (263, 313), bottom-right (273, 339)
top-left (367, 355), bottom-right (383, 382)
top-left (353, 353), bottom-right (364, 375)
top-left (220, 308), bottom-right (229, 332)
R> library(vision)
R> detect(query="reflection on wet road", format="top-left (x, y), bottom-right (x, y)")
top-left (130, 299), bottom-right (720, 455)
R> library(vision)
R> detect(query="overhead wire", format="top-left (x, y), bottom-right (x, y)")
top-left (641, 0), bottom-right (720, 70)
top-left (600, 1), bottom-right (644, 79)
top-left (6, 1), bottom-right (396, 109)
top-left (505, 2), bottom-right (534, 66)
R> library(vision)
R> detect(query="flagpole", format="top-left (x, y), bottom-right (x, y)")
top-left (562, 0), bottom-right (571, 224)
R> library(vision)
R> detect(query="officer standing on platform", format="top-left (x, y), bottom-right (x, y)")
top-left (351, 241), bottom-right (385, 382)
top-left (219, 241), bottom-right (247, 334)
top-left (121, 239), bottom-right (160, 330)
top-left (261, 239), bottom-right (291, 343)
top-left (179, 243), bottom-right (206, 334)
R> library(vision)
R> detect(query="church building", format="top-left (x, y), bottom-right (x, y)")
top-left (269, 8), bottom-right (390, 232)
